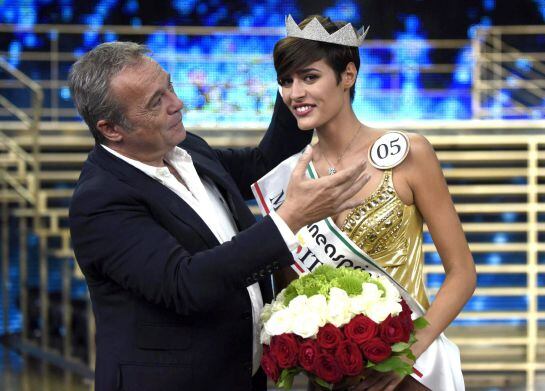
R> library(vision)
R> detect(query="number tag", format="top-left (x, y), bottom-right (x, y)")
top-left (368, 131), bottom-right (410, 169)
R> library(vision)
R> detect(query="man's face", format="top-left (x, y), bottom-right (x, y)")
top-left (109, 58), bottom-right (186, 159)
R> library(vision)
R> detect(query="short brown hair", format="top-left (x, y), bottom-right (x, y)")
top-left (273, 15), bottom-right (361, 102)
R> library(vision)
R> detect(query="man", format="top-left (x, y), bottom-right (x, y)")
top-left (68, 41), bottom-right (367, 391)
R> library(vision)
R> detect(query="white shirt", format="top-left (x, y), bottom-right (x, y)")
top-left (101, 144), bottom-right (297, 374)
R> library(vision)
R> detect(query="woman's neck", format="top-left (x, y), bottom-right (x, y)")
top-left (316, 109), bottom-right (362, 155)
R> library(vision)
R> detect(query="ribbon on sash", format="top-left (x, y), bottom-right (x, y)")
top-left (251, 151), bottom-right (465, 391)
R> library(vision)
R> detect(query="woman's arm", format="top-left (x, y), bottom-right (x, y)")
top-left (406, 133), bottom-right (476, 357)
top-left (358, 134), bottom-right (476, 391)
top-left (214, 92), bottom-right (311, 199)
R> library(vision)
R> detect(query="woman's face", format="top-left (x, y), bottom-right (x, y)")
top-left (279, 59), bottom-right (347, 131)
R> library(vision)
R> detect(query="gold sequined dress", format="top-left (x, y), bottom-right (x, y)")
top-left (341, 169), bottom-right (430, 309)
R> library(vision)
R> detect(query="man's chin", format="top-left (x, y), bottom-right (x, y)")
top-left (177, 128), bottom-right (187, 143)
top-left (170, 124), bottom-right (187, 145)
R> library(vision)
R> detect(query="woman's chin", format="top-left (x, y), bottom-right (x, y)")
top-left (296, 120), bottom-right (318, 131)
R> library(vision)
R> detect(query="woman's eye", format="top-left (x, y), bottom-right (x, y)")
top-left (168, 82), bottom-right (174, 92)
top-left (304, 74), bottom-right (318, 82)
top-left (278, 79), bottom-right (292, 87)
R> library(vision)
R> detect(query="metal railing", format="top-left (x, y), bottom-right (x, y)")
top-left (472, 25), bottom-right (545, 119)
top-left (0, 55), bottom-right (42, 349)
top-left (0, 23), bottom-right (469, 124)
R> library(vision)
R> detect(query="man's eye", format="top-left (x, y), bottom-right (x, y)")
top-left (304, 74), bottom-right (318, 82)
top-left (153, 96), bottom-right (163, 107)
top-left (168, 82), bottom-right (174, 92)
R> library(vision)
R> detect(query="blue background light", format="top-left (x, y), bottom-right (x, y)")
top-left (0, 0), bottom-right (543, 333)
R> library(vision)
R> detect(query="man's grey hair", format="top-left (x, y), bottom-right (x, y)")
top-left (68, 41), bottom-right (151, 143)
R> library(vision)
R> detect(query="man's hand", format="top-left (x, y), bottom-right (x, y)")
top-left (277, 145), bottom-right (370, 233)
top-left (348, 369), bottom-right (404, 391)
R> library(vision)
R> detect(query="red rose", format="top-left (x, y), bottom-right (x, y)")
top-left (361, 337), bottom-right (392, 363)
top-left (379, 315), bottom-right (410, 344)
top-left (401, 299), bottom-right (412, 317)
top-left (261, 346), bottom-right (280, 382)
top-left (335, 340), bottom-right (364, 376)
top-left (314, 352), bottom-right (344, 384)
top-left (299, 339), bottom-right (319, 372)
top-left (400, 300), bottom-right (414, 334)
top-left (270, 334), bottom-right (299, 368)
top-left (316, 324), bottom-right (344, 351)
top-left (344, 314), bottom-right (378, 345)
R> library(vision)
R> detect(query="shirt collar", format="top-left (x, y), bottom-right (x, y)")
top-left (100, 144), bottom-right (192, 179)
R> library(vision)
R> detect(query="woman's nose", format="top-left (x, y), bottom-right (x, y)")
top-left (290, 79), bottom-right (306, 100)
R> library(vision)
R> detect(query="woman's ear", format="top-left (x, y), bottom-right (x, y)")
top-left (342, 62), bottom-right (358, 89)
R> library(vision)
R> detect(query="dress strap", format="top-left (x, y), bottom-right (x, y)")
top-left (382, 168), bottom-right (394, 188)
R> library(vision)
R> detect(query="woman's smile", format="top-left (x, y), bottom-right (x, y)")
top-left (292, 104), bottom-right (316, 117)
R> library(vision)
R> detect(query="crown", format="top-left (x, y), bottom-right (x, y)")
top-left (285, 14), bottom-right (369, 47)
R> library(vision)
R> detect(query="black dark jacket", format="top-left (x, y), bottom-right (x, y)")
top-left (69, 96), bottom-right (311, 391)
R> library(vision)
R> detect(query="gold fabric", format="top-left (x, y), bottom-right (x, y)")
top-left (341, 169), bottom-right (430, 309)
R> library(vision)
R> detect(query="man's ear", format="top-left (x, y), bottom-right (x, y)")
top-left (96, 120), bottom-right (124, 143)
top-left (342, 62), bottom-right (358, 90)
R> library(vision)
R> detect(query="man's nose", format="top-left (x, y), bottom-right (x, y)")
top-left (168, 93), bottom-right (184, 114)
top-left (290, 79), bottom-right (306, 100)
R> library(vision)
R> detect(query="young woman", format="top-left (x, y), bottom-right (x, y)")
top-left (271, 15), bottom-right (476, 390)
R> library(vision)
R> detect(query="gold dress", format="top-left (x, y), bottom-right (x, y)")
top-left (341, 169), bottom-right (430, 309)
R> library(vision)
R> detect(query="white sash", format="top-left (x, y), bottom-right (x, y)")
top-left (251, 152), bottom-right (465, 391)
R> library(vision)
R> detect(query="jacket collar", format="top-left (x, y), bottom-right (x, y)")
top-left (89, 145), bottom-right (222, 248)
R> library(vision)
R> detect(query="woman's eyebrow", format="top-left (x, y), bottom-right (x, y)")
top-left (295, 67), bottom-right (321, 75)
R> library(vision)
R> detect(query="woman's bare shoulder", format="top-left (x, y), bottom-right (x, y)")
top-left (404, 132), bottom-right (436, 166)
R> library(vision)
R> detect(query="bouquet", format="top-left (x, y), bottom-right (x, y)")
top-left (259, 265), bottom-right (428, 390)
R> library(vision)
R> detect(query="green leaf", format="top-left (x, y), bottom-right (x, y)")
top-left (313, 377), bottom-right (334, 390)
top-left (408, 333), bottom-right (417, 345)
top-left (371, 356), bottom-right (413, 377)
top-left (413, 317), bottom-right (429, 330)
top-left (366, 361), bottom-right (376, 368)
top-left (391, 342), bottom-right (411, 352)
top-left (276, 368), bottom-right (300, 389)
top-left (406, 350), bottom-right (416, 362)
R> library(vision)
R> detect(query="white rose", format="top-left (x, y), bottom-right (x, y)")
top-left (327, 287), bottom-right (352, 327)
top-left (348, 283), bottom-right (383, 315)
top-left (275, 289), bottom-right (286, 304)
top-left (264, 307), bottom-right (294, 336)
top-left (383, 298), bottom-right (403, 317)
top-left (260, 303), bottom-right (274, 324)
top-left (288, 295), bottom-right (308, 313)
top-left (271, 297), bottom-right (287, 313)
top-left (365, 299), bottom-right (394, 323)
top-left (260, 327), bottom-right (271, 345)
top-left (361, 282), bottom-right (384, 301)
top-left (349, 295), bottom-right (369, 315)
top-left (307, 294), bottom-right (328, 327)
top-left (292, 311), bottom-right (322, 338)
top-left (377, 275), bottom-right (401, 302)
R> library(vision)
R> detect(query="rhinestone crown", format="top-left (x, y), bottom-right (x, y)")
top-left (285, 14), bottom-right (369, 47)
